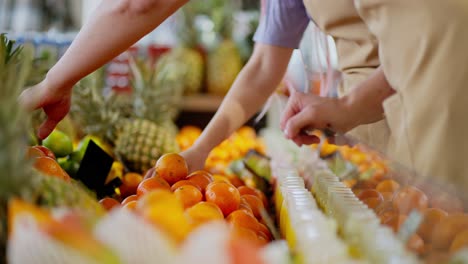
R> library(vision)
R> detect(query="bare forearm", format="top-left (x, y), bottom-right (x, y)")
top-left (46, 0), bottom-right (187, 90)
top-left (343, 66), bottom-right (395, 126)
top-left (194, 45), bottom-right (293, 153)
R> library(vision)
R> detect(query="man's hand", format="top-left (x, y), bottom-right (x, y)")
top-left (280, 90), bottom-right (356, 146)
top-left (179, 146), bottom-right (210, 173)
top-left (19, 80), bottom-right (72, 140)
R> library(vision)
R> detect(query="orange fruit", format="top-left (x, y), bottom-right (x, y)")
top-left (33, 146), bottom-right (56, 159)
top-left (377, 204), bottom-right (398, 224)
top-left (186, 170), bottom-right (214, 192)
top-left (417, 208), bottom-right (448, 242)
top-left (185, 201), bottom-right (224, 227)
top-left (120, 172), bottom-right (143, 198)
top-left (206, 182), bottom-right (241, 216)
top-left (213, 174), bottom-right (231, 183)
top-left (239, 199), bottom-right (254, 215)
top-left (431, 214), bottom-right (468, 250)
top-left (450, 228), bottom-right (468, 254)
top-left (174, 185), bottom-right (203, 209)
top-left (99, 197), bottom-right (120, 211)
top-left (392, 186), bottom-right (428, 215)
top-left (227, 210), bottom-right (260, 232)
top-left (241, 195), bottom-right (264, 220)
top-left (27, 146), bottom-right (46, 159)
top-left (383, 214), bottom-right (407, 233)
top-left (123, 201), bottom-right (137, 211)
top-left (354, 179), bottom-right (379, 190)
top-left (122, 194), bottom-right (138, 205)
top-left (430, 192), bottom-right (464, 214)
top-left (375, 179), bottom-right (400, 193)
top-left (257, 223), bottom-right (272, 241)
top-left (136, 176), bottom-right (171, 197)
top-left (238, 126), bottom-right (256, 139)
top-left (238, 186), bottom-right (258, 197)
top-left (407, 234), bottom-right (425, 255)
top-left (357, 189), bottom-right (383, 209)
top-left (154, 153), bottom-right (188, 185)
top-left (171, 180), bottom-right (202, 192)
top-left (229, 226), bottom-right (259, 244)
top-left (33, 156), bottom-right (70, 181)
top-left (424, 251), bottom-right (450, 264)
top-left (227, 174), bottom-right (245, 188)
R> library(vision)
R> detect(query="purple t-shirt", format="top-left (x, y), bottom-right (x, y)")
top-left (253, 0), bottom-right (310, 49)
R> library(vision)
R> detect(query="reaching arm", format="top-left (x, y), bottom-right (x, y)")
top-left (19, 0), bottom-right (188, 139)
top-left (181, 43), bottom-right (294, 171)
top-left (281, 66), bottom-right (395, 145)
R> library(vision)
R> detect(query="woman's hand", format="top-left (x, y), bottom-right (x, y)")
top-left (179, 146), bottom-right (210, 173)
top-left (280, 90), bottom-right (357, 146)
top-left (19, 79), bottom-right (73, 140)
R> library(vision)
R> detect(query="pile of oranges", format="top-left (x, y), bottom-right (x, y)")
top-left (27, 145), bottom-right (71, 182)
top-left (176, 126), bottom-right (266, 174)
top-left (100, 153), bottom-right (272, 246)
top-left (334, 144), bottom-right (468, 262)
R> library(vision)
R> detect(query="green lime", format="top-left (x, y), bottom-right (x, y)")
top-left (42, 130), bottom-right (74, 158)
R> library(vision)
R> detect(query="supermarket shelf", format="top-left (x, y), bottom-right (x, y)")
top-left (181, 94), bottom-right (225, 112)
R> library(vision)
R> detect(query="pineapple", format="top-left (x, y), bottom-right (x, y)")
top-left (155, 4), bottom-right (204, 95)
top-left (70, 55), bottom-right (181, 174)
top-left (206, 2), bottom-right (243, 95)
top-left (0, 35), bottom-right (103, 262)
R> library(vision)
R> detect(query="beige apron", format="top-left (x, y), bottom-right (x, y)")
top-left (302, 0), bottom-right (390, 153)
top-left (354, 0), bottom-right (468, 190)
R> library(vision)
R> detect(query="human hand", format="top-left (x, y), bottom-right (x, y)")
top-left (280, 91), bottom-right (357, 146)
top-left (19, 79), bottom-right (72, 140)
top-left (179, 146), bottom-right (210, 173)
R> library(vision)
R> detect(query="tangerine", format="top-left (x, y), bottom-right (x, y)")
top-left (33, 156), bottom-right (70, 181)
top-left (171, 180), bottom-right (201, 192)
top-left (227, 210), bottom-right (260, 232)
top-left (229, 226), bottom-right (259, 245)
top-left (120, 172), bottom-right (143, 198)
top-left (122, 194), bottom-right (138, 205)
top-left (257, 223), bottom-right (272, 241)
top-left (417, 208), bottom-right (448, 242)
top-left (26, 146), bottom-right (46, 159)
top-left (136, 176), bottom-right (171, 197)
top-left (185, 201), bottom-right (224, 227)
top-left (174, 185), bottom-right (203, 209)
top-left (33, 146), bottom-right (56, 159)
top-left (450, 228), bottom-right (468, 254)
top-left (187, 171), bottom-right (214, 192)
top-left (241, 195), bottom-right (264, 220)
top-left (376, 179), bottom-right (400, 193)
top-left (431, 214), bottom-right (468, 249)
top-left (392, 186), bottom-right (428, 215)
top-left (123, 201), bottom-right (137, 211)
top-left (206, 182), bottom-right (241, 216)
top-left (99, 197), bottom-right (120, 211)
top-left (238, 186), bottom-right (258, 197)
top-left (227, 174), bottom-right (245, 188)
top-left (154, 153), bottom-right (188, 185)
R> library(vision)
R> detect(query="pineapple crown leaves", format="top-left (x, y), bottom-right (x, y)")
top-left (70, 72), bottom-right (123, 143)
top-left (0, 34), bottom-right (35, 200)
top-left (128, 55), bottom-right (183, 123)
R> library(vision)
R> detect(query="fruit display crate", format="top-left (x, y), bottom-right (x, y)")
top-left (261, 127), bottom-right (468, 264)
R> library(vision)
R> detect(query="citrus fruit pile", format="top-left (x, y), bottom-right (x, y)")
top-left (322, 143), bottom-right (468, 262)
top-left (100, 153), bottom-right (272, 247)
top-left (176, 126), bottom-right (266, 174)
